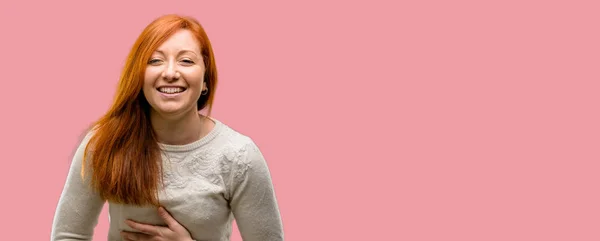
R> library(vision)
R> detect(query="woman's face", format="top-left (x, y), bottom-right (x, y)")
top-left (143, 29), bottom-right (207, 118)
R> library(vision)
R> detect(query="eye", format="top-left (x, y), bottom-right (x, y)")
top-left (181, 59), bottom-right (195, 64)
top-left (148, 58), bottom-right (162, 64)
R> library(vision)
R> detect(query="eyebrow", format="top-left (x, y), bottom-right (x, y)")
top-left (154, 49), bottom-right (199, 56)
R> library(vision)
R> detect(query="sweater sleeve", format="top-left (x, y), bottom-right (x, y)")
top-left (51, 131), bottom-right (106, 241)
top-left (228, 140), bottom-right (284, 241)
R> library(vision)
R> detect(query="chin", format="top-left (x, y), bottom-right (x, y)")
top-left (153, 103), bottom-right (195, 117)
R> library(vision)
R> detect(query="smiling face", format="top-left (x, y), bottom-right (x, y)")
top-left (143, 29), bottom-right (207, 119)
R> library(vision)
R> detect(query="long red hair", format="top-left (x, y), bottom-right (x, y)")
top-left (81, 14), bottom-right (218, 206)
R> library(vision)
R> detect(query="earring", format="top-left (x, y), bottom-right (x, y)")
top-left (201, 89), bottom-right (208, 95)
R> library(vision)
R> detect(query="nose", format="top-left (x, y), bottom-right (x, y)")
top-left (161, 60), bottom-right (180, 81)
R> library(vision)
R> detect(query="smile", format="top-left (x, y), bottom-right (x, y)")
top-left (157, 87), bottom-right (187, 94)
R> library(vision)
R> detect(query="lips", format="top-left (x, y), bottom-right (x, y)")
top-left (157, 86), bottom-right (186, 94)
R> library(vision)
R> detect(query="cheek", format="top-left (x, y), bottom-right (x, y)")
top-left (143, 70), bottom-right (160, 87)
top-left (182, 73), bottom-right (204, 90)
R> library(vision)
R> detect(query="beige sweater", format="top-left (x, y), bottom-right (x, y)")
top-left (51, 119), bottom-right (284, 241)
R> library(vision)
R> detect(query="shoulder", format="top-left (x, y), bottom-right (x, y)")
top-left (73, 123), bottom-right (105, 147)
top-left (213, 119), bottom-right (258, 154)
top-left (72, 125), bottom-right (100, 156)
top-left (211, 120), bottom-right (263, 170)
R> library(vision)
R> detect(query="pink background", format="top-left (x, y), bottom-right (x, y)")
top-left (1, 0), bottom-right (599, 240)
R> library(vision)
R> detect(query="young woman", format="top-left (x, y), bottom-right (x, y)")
top-left (51, 14), bottom-right (284, 241)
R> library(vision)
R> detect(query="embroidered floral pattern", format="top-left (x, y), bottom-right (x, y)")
top-left (184, 153), bottom-right (224, 185)
top-left (157, 127), bottom-right (259, 198)
top-left (161, 163), bottom-right (189, 189)
top-left (231, 143), bottom-right (252, 179)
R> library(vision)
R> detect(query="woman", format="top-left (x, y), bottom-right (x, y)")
top-left (51, 14), bottom-right (284, 241)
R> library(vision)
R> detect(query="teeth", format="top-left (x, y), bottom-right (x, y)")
top-left (158, 87), bottom-right (185, 94)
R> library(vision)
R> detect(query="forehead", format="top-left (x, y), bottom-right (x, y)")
top-left (155, 29), bottom-right (201, 53)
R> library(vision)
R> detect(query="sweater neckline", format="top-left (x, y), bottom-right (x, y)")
top-left (157, 117), bottom-right (224, 152)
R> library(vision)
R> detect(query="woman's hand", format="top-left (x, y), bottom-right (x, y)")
top-left (121, 207), bottom-right (193, 241)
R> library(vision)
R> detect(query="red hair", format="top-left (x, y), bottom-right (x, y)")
top-left (81, 14), bottom-right (218, 206)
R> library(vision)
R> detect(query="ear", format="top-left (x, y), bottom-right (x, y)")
top-left (201, 82), bottom-right (209, 95)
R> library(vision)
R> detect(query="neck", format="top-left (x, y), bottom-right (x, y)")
top-left (150, 109), bottom-right (211, 145)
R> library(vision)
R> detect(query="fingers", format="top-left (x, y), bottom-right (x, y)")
top-left (124, 209), bottom-right (180, 239)
top-left (125, 219), bottom-right (161, 236)
top-left (158, 206), bottom-right (179, 229)
top-left (121, 230), bottom-right (152, 241)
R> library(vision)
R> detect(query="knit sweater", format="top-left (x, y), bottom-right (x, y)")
top-left (51, 119), bottom-right (284, 241)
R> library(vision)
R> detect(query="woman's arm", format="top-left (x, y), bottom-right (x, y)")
top-left (51, 131), bottom-right (105, 241)
top-left (228, 140), bottom-right (284, 241)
